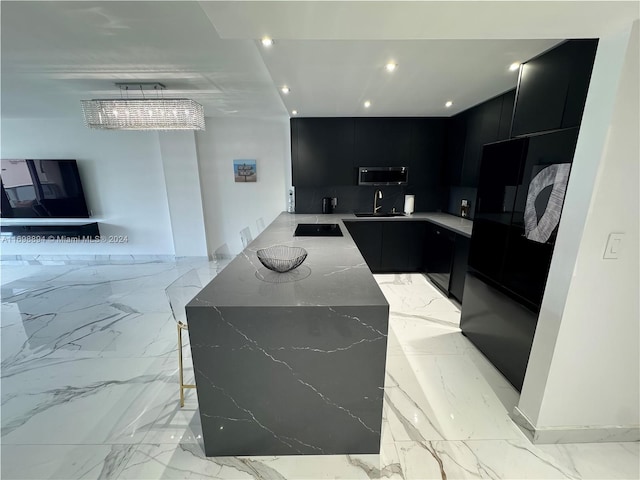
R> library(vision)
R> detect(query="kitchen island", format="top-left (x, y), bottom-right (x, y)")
top-left (186, 213), bottom-right (390, 456)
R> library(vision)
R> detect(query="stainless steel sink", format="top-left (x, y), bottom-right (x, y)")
top-left (354, 212), bottom-right (407, 217)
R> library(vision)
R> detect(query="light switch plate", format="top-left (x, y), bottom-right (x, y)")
top-left (603, 232), bottom-right (625, 259)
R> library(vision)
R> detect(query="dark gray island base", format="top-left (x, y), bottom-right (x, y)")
top-left (186, 213), bottom-right (389, 456)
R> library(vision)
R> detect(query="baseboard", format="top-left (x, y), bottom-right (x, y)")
top-left (0, 254), bottom-right (177, 265)
top-left (512, 406), bottom-right (640, 444)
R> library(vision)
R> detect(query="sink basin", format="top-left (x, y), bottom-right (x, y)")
top-left (354, 212), bottom-right (407, 217)
top-left (294, 223), bottom-right (343, 236)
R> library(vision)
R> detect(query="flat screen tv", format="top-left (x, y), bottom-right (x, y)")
top-left (1, 159), bottom-right (91, 218)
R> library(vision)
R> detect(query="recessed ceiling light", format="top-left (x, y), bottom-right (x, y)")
top-left (281, 86), bottom-right (290, 94)
top-left (292, 110), bottom-right (298, 116)
top-left (364, 100), bottom-right (371, 108)
top-left (445, 101), bottom-right (453, 108)
top-left (509, 62), bottom-right (521, 71)
top-left (261, 37), bottom-right (274, 47)
top-left (385, 62), bottom-right (398, 72)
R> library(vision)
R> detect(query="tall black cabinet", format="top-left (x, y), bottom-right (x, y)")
top-left (461, 129), bottom-right (580, 390)
top-left (460, 39), bottom-right (598, 392)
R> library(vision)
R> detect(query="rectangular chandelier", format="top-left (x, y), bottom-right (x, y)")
top-left (81, 83), bottom-right (205, 131)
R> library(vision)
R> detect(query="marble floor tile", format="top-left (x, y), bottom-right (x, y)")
top-left (395, 439), bottom-right (640, 480)
top-left (464, 344), bottom-right (521, 413)
top-left (535, 442), bottom-right (640, 479)
top-left (0, 444), bottom-right (136, 480)
top-left (140, 403), bottom-right (204, 446)
top-left (396, 439), bottom-right (580, 479)
top-left (1, 356), bottom-right (175, 445)
top-left (384, 352), bottom-right (525, 442)
top-left (387, 314), bottom-right (470, 356)
top-left (0, 264), bottom-right (82, 284)
top-left (377, 273), bottom-right (461, 329)
top-left (1, 309), bottom-right (179, 365)
top-left (1, 264), bottom-right (637, 480)
top-left (118, 443), bottom-right (403, 479)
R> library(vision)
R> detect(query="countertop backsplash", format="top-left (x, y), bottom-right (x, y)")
top-left (294, 185), bottom-right (447, 214)
top-left (447, 186), bottom-right (478, 220)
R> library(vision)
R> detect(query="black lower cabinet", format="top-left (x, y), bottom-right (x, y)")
top-left (345, 221), bottom-right (426, 273)
top-left (380, 222), bottom-right (425, 272)
top-left (449, 235), bottom-right (470, 302)
top-left (344, 221), bottom-right (382, 271)
top-left (460, 270), bottom-right (538, 391)
top-left (424, 223), bottom-right (455, 293)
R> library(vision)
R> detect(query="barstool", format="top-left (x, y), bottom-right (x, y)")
top-left (165, 269), bottom-right (202, 407)
top-left (240, 227), bottom-right (253, 249)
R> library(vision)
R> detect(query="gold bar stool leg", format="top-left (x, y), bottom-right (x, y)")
top-left (178, 322), bottom-right (185, 408)
top-left (178, 321), bottom-right (197, 408)
top-left (167, 269), bottom-right (200, 408)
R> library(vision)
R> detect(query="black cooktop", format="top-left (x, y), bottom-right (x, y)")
top-left (294, 223), bottom-right (343, 237)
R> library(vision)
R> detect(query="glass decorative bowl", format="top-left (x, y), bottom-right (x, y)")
top-left (256, 245), bottom-right (308, 273)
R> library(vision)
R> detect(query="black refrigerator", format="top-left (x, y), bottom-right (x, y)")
top-left (460, 127), bottom-right (579, 391)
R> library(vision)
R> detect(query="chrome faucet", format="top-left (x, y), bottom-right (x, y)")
top-left (373, 189), bottom-right (383, 213)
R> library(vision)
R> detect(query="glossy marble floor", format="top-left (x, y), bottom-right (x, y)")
top-left (1, 259), bottom-right (638, 479)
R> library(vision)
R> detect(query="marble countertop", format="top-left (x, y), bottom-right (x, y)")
top-left (343, 212), bottom-right (473, 238)
top-left (190, 212), bottom-right (472, 309)
top-left (190, 212), bottom-right (388, 308)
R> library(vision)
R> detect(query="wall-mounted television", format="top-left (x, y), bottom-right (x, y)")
top-left (1, 159), bottom-right (91, 218)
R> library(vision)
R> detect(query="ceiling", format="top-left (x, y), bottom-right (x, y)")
top-left (1, 1), bottom-right (638, 119)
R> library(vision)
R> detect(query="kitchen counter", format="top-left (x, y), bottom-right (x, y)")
top-left (186, 211), bottom-right (471, 457)
top-left (189, 213), bottom-right (389, 308)
top-left (186, 212), bottom-right (390, 457)
top-left (189, 211), bottom-right (472, 310)
top-left (344, 212), bottom-right (474, 238)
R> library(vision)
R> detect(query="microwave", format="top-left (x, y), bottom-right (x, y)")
top-left (358, 166), bottom-right (408, 186)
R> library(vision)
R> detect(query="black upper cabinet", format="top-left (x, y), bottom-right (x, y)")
top-left (511, 39), bottom-right (598, 137)
top-left (292, 117), bottom-right (446, 189)
top-left (498, 89), bottom-right (516, 140)
top-left (444, 112), bottom-right (468, 186)
top-left (354, 118), bottom-right (414, 168)
top-left (291, 118), bottom-right (354, 187)
top-left (411, 119), bottom-right (446, 187)
top-left (562, 40), bottom-right (599, 128)
top-left (512, 46), bottom-right (569, 136)
top-left (460, 94), bottom-right (503, 187)
top-left (445, 89), bottom-right (515, 188)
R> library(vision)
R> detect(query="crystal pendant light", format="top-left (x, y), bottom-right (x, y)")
top-left (81, 83), bottom-right (205, 131)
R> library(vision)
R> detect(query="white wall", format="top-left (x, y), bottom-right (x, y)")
top-left (520, 22), bottom-right (639, 433)
top-left (1, 116), bottom-right (175, 255)
top-left (195, 117), bottom-right (290, 256)
top-left (158, 131), bottom-right (208, 257)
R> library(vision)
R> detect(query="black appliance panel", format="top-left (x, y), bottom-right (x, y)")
top-left (467, 219), bottom-right (510, 285)
top-left (460, 269), bottom-right (538, 391)
top-left (425, 223), bottom-right (455, 293)
top-left (474, 138), bottom-right (528, 225)
top-left (358, 167), bottom-right (408, 186)
top-left (510, 128), bottom-right (579, 233)
top-left (500, 128), bottom-right (578, 304)
top-left (468, 138), bottom-right (527, 282)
